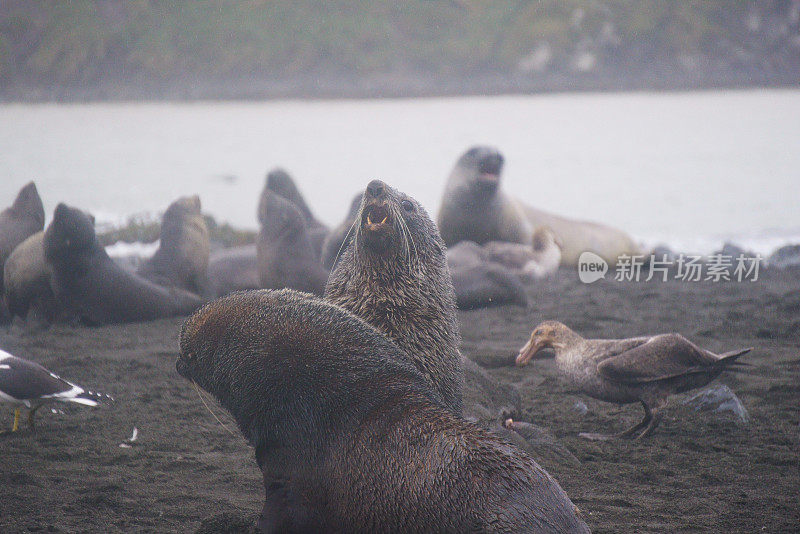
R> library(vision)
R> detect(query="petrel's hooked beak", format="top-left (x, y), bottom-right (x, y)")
top-left (515, 336), bottom-right (550, 366)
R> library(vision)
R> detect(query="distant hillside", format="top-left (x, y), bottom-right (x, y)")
top-left (1, 0), bottom-right (799, 101)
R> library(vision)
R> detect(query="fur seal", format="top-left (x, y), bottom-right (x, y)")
top-left (437, 146), bottom-right (642, 266)
top-left (320, 191), bottom-right (363, 271)
top-left (137, 195), bottom-right (209, 294)
top-left (203, 245), bottom-right (260, 299)
top-left (3, 231), bottom-right (61, 323)
top-left (1, 182), bottom-right (45, 292)
top-left (485, 226), bottom-right (562, 280)
top-left (265, 168), bottom-right (328, 260)
top-left (450, 260), bottom-right (529, 310)
top-left (325, 180), bottom-right (464, 415)
top-left (516, 320), bottom-right (752, 439)
top-left (44, 204), bottom-right (204, 325)
top-left (256, 189), bottom-right (329, 296)
top-left (177, 289), bottom-right (590, 533)
top-left (446, 241), bottom-right (528, 309)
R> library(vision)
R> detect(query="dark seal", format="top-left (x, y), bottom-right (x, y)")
top-left (177, 289), bottom-right (590, 533)
top-left (325, 180), bottom-right (464, 415)
top-left (256, 188), bottom-right (329, 296)
top-left (265, 168), bottom-right (328, 261)
top-left (137, 195), bottom-right (209, 294)
top-left (44, 203), bottom-right (203, 325)
top-left (320, 191), bottom-right (363, 271)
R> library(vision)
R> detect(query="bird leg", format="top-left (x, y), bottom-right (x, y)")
top-left (634, 401), bottom-right (665, 440)
top-left (579, 401), bottom-right (653, 441)
top-left (12, 408), bottom-right (21, 432)
top-left (27, 405), bottom-right (41, 429)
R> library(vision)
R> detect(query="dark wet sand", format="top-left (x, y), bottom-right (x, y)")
top-left (1, 269), bottom-right (798, 533)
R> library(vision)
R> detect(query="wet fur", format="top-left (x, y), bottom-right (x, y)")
top-left (325, 182), bottom-right (464, 415)
top-left (177, 290), bottom-right (590, 533)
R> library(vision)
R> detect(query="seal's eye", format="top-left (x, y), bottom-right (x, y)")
top-left (401, 200), bottom-right (414, 212)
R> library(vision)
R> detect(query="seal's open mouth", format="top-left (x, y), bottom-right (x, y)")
top-left (362, 204), bottom-right (391, 230)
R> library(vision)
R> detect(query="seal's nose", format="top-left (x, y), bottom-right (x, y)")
top-left (365, 180), bottom-right (386, 199)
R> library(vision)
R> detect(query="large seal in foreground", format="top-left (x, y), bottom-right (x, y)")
top-left (437, 146), bottom-right (642, 265)
top-left (256, 188), bottom-right (329, 295)
top-left (325, 180), bottom-right (464, 415)
top-left (137, 195), bottom-right (209, 294)
top-left (177, 289), bottom-right (590, 533)
top-left (44, 204), bottom-right (203, 325)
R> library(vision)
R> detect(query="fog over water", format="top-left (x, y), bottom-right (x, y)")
top-left (1, 89), bottom-right (798, 255)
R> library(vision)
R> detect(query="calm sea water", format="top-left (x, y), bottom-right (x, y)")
top-left (1, 89), bottom-right (798, 255)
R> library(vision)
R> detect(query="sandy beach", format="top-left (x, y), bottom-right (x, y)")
top-left (0, 267), bottom-right (798, 533)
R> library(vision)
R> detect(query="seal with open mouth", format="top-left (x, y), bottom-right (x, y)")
top-left (325, 179), bottom-right (464, 416)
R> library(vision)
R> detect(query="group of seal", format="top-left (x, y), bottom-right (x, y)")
top-left (1, 184), bottom-right (211, 326)
top-left (203, 169), bottom-right (333, 299)
top-left (44, 204), bottom-right (204, 325)
top-left (437, 145), bottom-right (643, 266)
top-left (256, 183), bottom-right (328, 296)
top-left (179, 179), bottom-right (591, 532)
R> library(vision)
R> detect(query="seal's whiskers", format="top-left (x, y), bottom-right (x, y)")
top-left (192, 381), bottom-right (236, 436)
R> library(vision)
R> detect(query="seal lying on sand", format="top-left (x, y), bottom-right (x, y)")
top-left (320, 191), bottom-right (363, 270)
top-left (177, 289), bottom-right (590, 533)
top-left (44, 204), bottom-right (203, 325)
top-left (256, 189), bottom-right (328, 296)
top-left (1, 182), bottom-right (45, 292)
top-left (325, 180), bottom-right (464, 415)
top-left (202, 245), bottom-right (259, 299)
top-left (137, 195), bottom-right (209, 294)
top-left (265, 168), bottom-right (328, 260)
top-left (516, 321), bottom-right (752, 439)
top-left (446, 242), bottom-right (528, 309)
top-left (437, 146), bottom-right (641, 266)
top-left (485, 226), bottom-right (562, 280)
top-left (450, 261), bottom-right (528, 309)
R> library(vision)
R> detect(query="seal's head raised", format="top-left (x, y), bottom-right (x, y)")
top-left (455, 145), bottom-right (505, 194)
top-left (43, 204), bottom-right (98, 265)
top-left (355, 179), bottom-right (444, 264)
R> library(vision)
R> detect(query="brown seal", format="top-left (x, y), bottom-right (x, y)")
top-left (1, 182), bottom-right (45, 292)
top-left (516, 320), bottom-right (752, 439)
top-left (177, 289), bottom-right (590, 533)
top-left (3, 231), bottom-right (61, 323)
top-left (256, 188), bottom-right (329, 295)
top-left (437, 146), bottom-right (642, 265)
top-left (325, 180), bottom-right (464, 415)
top-left (44, 204), bottom-right (203, 325)
top-left (137, 195), bottom-right (209, 294)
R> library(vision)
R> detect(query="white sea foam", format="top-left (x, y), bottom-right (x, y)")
top-left (105, 240), bottom-right (159, 259)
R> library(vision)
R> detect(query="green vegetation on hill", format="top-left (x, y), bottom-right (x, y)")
top-left (1, 1), bottom-right (798, 100)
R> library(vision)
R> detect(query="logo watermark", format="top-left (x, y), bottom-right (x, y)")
top-left (577, 252), bottom-right (608, 283)
top-left (577, 253), bottom-right (762, 284)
